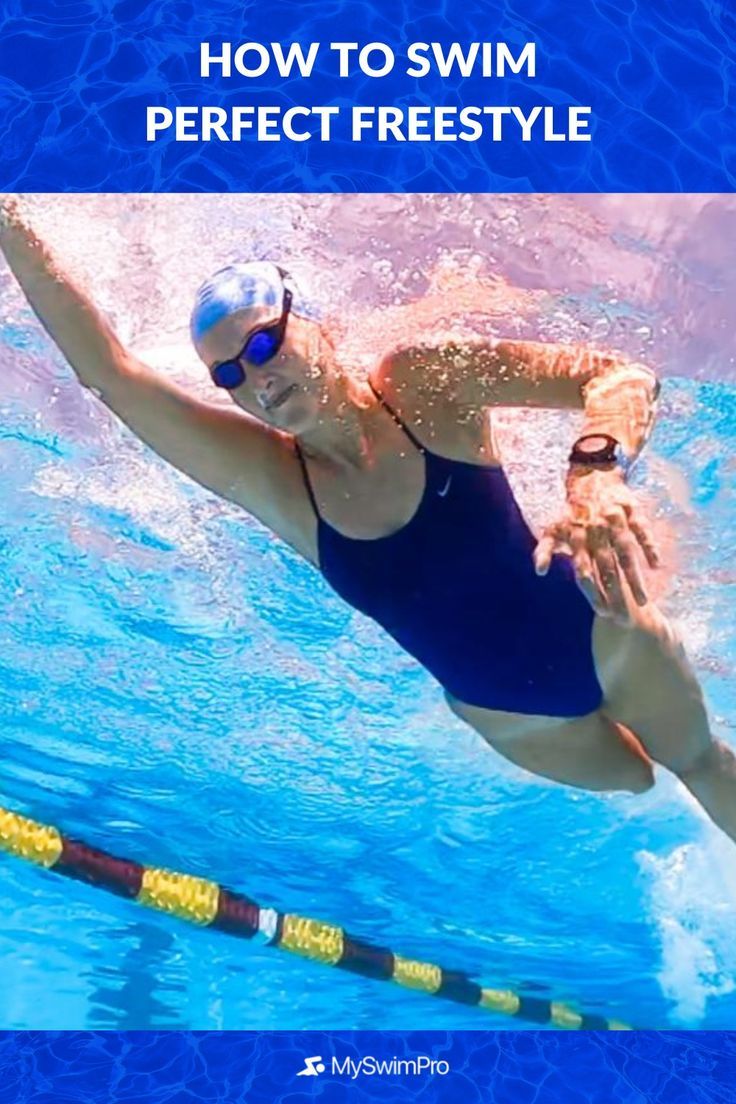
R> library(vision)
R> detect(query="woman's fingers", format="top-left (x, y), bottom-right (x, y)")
top-left (569, 525), bottom-right (597, 596)
top-left (596, 557), bottom-right (629, 620)
top-left (535, 521), bottom-right (623, 619)
top-left (610, 530), bottom-right (648, 605)
top-left (588, 530), bottom-right (629, 618)
top-left (572, 546), bottom-right (606, 613)
top-left (604, 507), bottom-right (649, 605)
top-left (0, 196), bottom-right (23, 228)
top-left (533, 530), bottom-right (563, 575)
top-left (575, 572), bottom-right (602, 610)
top-left (627, 513), bottom-right (660, 569)
top-left (536, 497), bottom-right (660, 615)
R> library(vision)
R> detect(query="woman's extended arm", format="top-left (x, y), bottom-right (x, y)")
top-left (384, 337), bottom-right (659, 467)
top-left (0, 200), bottom-right (301, 542)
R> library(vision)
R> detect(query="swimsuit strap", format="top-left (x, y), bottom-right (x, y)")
top-left (368, 379), bottom-right (426, 454)
top-left (295, 379), bottom-right (428, 523)
top-left (293, 440), bottom-right (321, 521)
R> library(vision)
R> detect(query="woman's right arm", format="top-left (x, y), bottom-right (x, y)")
top-left (0, 200), bottom-right (304, 544)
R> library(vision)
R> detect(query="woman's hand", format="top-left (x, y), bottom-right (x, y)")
top-left (0, 196), bottom-right (28, 235)
top-left (533, 468), bottom-right (660, 620)
top-left (0, 198), bottom-right (47, 273)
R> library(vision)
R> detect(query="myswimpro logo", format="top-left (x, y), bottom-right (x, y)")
top-left (296, 1056), bottom-right (326, 1077)
top-left (296, 1054), bottom-right (450, 1079)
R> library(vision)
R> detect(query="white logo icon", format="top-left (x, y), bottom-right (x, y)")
top-left (438, 475), bottom-right (452, 497)
top-left (297, 1056), bottom-right (326, 1077)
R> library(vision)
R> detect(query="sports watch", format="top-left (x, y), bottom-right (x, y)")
top-left (568, 433), bottom-right (632, 476)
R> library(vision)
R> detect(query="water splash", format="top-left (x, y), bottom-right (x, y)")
top-left (4, 194), bottom-right (735, 375)
top-left (638, 824), bottom-right (736, 1024)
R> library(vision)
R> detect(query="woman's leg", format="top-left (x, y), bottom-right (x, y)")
top-left (447, 695), bottom-right (654, 794)
top-left (594, 607), bottom-right (736, 841)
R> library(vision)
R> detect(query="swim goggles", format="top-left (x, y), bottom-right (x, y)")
top-left (210, 276), bottom-right (293, 390)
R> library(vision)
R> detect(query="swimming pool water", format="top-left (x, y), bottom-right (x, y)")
top-left (0, 195), bottom-right (734, 1030)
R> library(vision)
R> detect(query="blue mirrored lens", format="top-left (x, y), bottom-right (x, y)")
top-left (245, 328), bottom-right (279, 366)
top-left (212, 360), bottom-right (246, 389)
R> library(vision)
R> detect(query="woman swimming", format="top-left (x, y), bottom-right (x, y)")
top-left (2, 197), bottom-right (736, 843)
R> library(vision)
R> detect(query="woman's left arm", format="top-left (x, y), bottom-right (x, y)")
top-left (384, 338), bottom-right (662, 618)
top-left (486, 339), bottom-right (660, 463)
top-left (387, 338), bottom-right (659, 457)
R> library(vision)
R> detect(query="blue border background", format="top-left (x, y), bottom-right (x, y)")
top-left (2, 0), bottom-right (735, 1097)
top-left (1, 1031), bottom-right (735, 1102)
top-left (0, 0), bottom-right (734, 191)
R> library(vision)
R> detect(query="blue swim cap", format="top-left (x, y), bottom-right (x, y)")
top-left (190, 261), bottom-right (320, 344)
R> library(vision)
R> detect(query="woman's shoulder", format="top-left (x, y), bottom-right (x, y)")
top-left (370, 348), bottom-right (502, 465)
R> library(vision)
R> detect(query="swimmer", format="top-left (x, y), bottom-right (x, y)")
top-left (2, 198), bottom-right (736, 843)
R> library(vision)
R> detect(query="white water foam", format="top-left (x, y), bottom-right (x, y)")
top-left (638, 812), bottom-right (736, 1024)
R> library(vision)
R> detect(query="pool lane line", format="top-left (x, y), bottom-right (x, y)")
top-left (0, 802), bottom-right (631, 1030)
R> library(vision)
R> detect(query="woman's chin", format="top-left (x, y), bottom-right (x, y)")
top-left (271, 394), bottom-right (318, 435)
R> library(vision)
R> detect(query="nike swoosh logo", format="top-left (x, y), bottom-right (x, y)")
top-left (438, 476), bottom-right (452, 497)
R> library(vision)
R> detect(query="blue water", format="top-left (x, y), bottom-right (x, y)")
top-left (0, 195), bottom-right (735, 1030)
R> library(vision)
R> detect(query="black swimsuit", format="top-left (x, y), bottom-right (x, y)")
top-left (296, 385), bottom-right (603, 717)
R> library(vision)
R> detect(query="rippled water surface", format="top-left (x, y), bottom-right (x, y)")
top-left (0, 195), bottom-right (735, 1029)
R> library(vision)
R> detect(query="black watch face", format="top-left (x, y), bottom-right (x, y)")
top-left (570, 435), bottom-right (621, 467)
top-left (578, 435), bottom-right (612, 455)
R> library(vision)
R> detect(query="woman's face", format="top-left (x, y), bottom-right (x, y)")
top-left (195, 308), bottom-right (326, 434)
